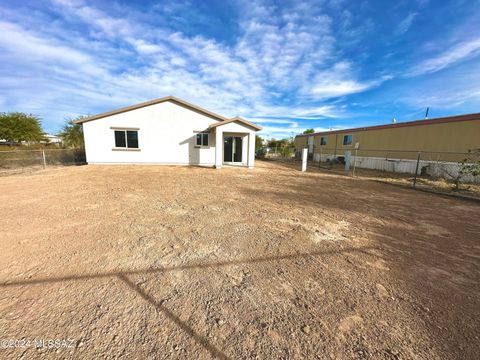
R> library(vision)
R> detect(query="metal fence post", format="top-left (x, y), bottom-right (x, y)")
top-left (352, 147), bottom-right (358, 177)
top-left (413, 152), bottom-right (421, 189)
top-left (42, 150), bottom-right (47, 169)
top-left (301, 148), bottom-right (308, 172)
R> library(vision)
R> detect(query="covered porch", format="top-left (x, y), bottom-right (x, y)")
top-left (209, 117), bottom-right (262, 169)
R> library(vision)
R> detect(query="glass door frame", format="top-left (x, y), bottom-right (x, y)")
top-left (223, 135), bottom-right (244, 164)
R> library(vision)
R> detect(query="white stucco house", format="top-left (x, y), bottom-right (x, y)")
top-left (75, 96), bottom-right (262, 168)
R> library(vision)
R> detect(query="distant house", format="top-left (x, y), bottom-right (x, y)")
top-left (1, 135), bottom-right (62, 146)
top-left (295, 113), bottom-right (480, 174)
top-left (75, 96), bottom-right (262, 168)
top-left (45, 134), bottom-right (62, 144)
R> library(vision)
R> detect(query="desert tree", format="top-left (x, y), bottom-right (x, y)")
top-left (0, 112), bottom-right (46, 143)
top-left (59, 117), bottom-right (86, 149)
top-left (442, 149), bottom-right (480, 190)
top-left (255, 135), bottom-right (264, 150)
top-left (449, 149), bottom-right (480, 190)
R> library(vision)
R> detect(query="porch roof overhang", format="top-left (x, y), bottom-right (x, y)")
top-left (208, 117), bottom-right (262, 131)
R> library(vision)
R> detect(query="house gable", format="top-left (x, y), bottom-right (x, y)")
top-left (209, 117), bottom-right (262, 131)
top-left (75, 96), bottom-right (229, 124)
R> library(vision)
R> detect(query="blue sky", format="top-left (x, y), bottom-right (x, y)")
top-left (1, 0), bottom-right (480, 138)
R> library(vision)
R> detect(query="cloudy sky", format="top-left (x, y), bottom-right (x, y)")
top-left (1, 0), bottom-right (480, 138)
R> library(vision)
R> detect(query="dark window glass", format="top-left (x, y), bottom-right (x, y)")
top-left (126, 131), bottom-right (138, 148)
top-left (320, 137), bottom-right (327, 145)
top-left (343, 135), bottom-right (352, 145)
top-left (196, 133), bottom-right (209, 146)
top-left (115, 131), bottom-right (126, 147)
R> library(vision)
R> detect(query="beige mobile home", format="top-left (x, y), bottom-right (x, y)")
top-left (295, 113), bottom-right (480, 175)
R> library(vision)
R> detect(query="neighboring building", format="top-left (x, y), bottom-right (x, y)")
top-left (1, 135), bottom-right (62, 145)
top-left (295, 112), bottom-right (480, 175)
top-left (44, 134), bottom-right (62, 144)
top-left (75, 96), bottom-right (262, 168)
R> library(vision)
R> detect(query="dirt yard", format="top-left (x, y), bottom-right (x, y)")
top-left (1, 161), bottom-right (479, 359)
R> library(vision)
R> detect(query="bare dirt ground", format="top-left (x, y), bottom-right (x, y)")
top-left (304, 160), bottom-right (480, 200)
top-left (1, 160), bottom-right (479, 359)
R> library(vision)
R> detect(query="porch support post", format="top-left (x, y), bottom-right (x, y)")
top-left (247, 132), bottom-right (255, 169)
top-left (215, 128), bottom-right (223, 169)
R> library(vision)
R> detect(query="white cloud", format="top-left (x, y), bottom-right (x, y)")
top-left (314, 125), bottom-right (346, 132)
top-left (248, 118), bottom-right (299, 126)
top-left (257, 125), bottom-right (298, 139)
top-left (312, 79), bottom-right (371, 98)
top-left (51, 0), bottom-right (134, 39)
top-left (306, 62), bottom-right (387, 99)
top-left (253, 103), bottom-right (339, 119)
top-left (0, 0), bottom-right (390, 134)
top-left (408, 38), bottom-right (480, 76)
top-left (401, 86), bottom-right (480, 109)
top-left (0, 21), bottom-right (100, 74)
top-left (396, 12), bottom-right (417, 35)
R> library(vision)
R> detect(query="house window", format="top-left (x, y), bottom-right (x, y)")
top-left (114, 130), bottom-right (139, 148)
top-left (196, 133), bottom-right (209, 146)
top-left (343, 134), bottom-right (353, 146)
top-left (320, 137), bottom-right (327, 146)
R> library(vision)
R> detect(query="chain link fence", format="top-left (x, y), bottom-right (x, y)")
top-left (256, 145), bottom-right (300, 170)
top-left (0, 148), bottom-right (86, 176)
top-left (259, 146), bottom-right (297, 160)
top-left (259, 144), bottom-right (480, 200)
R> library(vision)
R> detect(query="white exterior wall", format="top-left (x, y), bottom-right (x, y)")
top-left (83, 101), bottom-right (218, 165)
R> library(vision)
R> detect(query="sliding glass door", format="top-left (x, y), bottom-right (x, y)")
top-left (223, 136), bottom-right (243, 163)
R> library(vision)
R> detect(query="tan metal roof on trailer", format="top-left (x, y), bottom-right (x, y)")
top-left (296, 112), bottom-right (480, 137)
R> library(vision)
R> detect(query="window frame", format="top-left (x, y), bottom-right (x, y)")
top-left (112, 128), bottom-right (140, 150)
top-left (343, 134), bottom-right (353, 146)
top-left (320, 137), bottom-right (327, 146)
top-left (114, 130), bottom-right (126, 148)
top-left (195, 132), bottom-right (209, 147)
